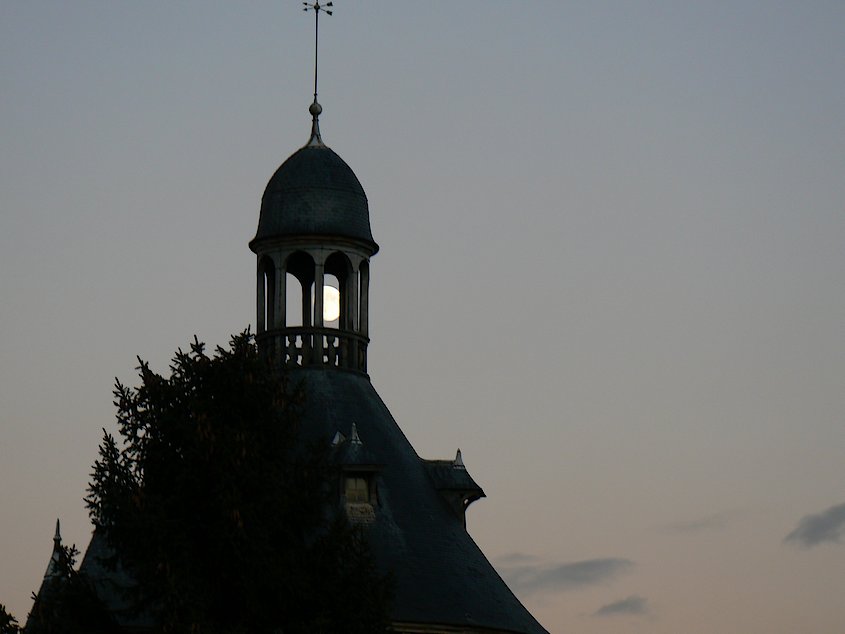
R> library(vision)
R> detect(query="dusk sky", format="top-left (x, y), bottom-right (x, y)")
top-left (2, 2), bottom-right (844, 632)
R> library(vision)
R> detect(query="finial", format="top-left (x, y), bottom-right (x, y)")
top-left (303, 2), bottom-right (333, 146)
top-left (307, 98), bottom-right (324, 146)
top-left (454, 449), bottom-right (466, 469)
top-left (54, 518), bottom-right (62, 543)
top-left (350, 422), bottom-right (362, 445)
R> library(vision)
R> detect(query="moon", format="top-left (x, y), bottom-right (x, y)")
top-left (323, 285), bottom-right (340, 322)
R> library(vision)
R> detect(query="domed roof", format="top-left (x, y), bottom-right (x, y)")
top-left (252, 144), bottom-right (376, 249)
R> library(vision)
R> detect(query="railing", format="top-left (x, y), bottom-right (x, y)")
top-left (257, 327), bottom-right (369, 373)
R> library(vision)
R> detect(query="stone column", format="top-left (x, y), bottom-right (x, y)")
top-left (275, 254), bottom-right (286, 330)
top-left (359, 262), bottom-right (370, 338)
top-left (347, 266), bottom-right (360, 369)
top-left (301, 275), bottom-right (312, 327)
top-left (256, 259), bottom-right (265, 334)
top-left (314, 258), bottom-right (325, 363)
top-left (348, 266), bottom-right (359, 332)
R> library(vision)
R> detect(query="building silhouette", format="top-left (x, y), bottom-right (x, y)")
top-left (30, 94), bottom-right (547, 634)
top-left (246, 100), bottom-right (548, 633)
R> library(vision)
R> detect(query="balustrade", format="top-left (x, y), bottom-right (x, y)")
top-left (257, 327), bottom-right (368, 373)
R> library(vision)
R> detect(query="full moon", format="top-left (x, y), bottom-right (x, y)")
top-left (323, 285), bottom-right (340, 322)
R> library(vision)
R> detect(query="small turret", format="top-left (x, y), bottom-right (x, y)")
top-left (423, 451), bottom-right (486, 526)
top-left (43, 518), bottom-right (64, 578)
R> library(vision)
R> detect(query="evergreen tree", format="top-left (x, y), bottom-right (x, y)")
top-left (85, 333), bottom-right (391, 634)
top-left (0, 604), bottom-right (20, 634)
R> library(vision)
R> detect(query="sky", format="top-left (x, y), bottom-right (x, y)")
top-left (1, 2), bottom-right (844, 632)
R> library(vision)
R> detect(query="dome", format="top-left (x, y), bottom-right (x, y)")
top-left (252, 144), bottom-right (377, 250)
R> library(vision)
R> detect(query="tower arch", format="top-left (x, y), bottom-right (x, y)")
top-left (256, 255), bottom-right (276, 334)
top-left (324, 251), bottom-right (354, 331)
top-left (284, 250), bottom-right (316, 329)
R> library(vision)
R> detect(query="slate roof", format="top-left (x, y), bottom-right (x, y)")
top-left (252, 145), bottom-right (377, 249)
top-left (78, 530), bottom-right (156, 630)
top-left (293, 368), bottom-right (548, 634)
top-left (424, 456), bottom-right (485, 495)
top-left (332, 423), bottom-right (382, 470)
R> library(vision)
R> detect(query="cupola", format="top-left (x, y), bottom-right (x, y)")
top-left (249, 100), bottom-right (378, 374)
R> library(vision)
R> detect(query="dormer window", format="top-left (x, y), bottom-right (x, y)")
top-left (345, 475), bottom-right (370, 504)
top-left (331, 423), bottom-right (382, 524)
top-left (423, 449), bottom-right (486, 528)
top-left (344, 473), bottom-right (376, 524)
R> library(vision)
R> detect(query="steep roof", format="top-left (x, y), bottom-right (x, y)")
top-left (294, 368), bottom-right (548, 634)
top-left (78, 530), bottom-right (156, 630)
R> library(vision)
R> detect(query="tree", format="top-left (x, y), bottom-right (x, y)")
top-left (85, 333), bottom-right (392, 634)
top-left (0, 604), bottom-right (20, 634)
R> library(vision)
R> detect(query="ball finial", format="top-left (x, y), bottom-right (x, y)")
top-left (307, 99), bottom-right (324, 146)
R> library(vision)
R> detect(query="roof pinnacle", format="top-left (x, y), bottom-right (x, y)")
top-left (44, 518), bottom-right (64, 578)
top-left (307, 98), bottom-right (324, 147)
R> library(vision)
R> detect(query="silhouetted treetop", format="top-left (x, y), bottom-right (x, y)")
top-left (85, 332), bottom-right (391, 634)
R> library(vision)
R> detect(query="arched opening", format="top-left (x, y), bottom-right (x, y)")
top-left (325, 252), bottom-right (354, 331)
top-left (257, 256), bottom-right (275, 333)
top-left (259, 249), bottom-right (369, 372)
top-left (322, 273), bottom-right (340, 328)
top-left (285, 251), bottom-right (315, 328)
top-left (285, 273), bottom-right (304, 327)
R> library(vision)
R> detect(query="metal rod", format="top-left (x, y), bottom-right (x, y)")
top-left (304, 2), bottom-right (332, 102)
top-left (314, 5), bottom-right (319, 100)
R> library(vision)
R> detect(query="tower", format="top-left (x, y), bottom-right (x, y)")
top-left (250, 99), bottom-right (375, 375)
top-left (247, 78), bottom-right (548, 634)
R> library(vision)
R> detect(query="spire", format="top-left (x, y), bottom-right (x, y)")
top-left (44, 518), bottom-right (63, 578)
top-left (303, 2), bottom-right (333, 146)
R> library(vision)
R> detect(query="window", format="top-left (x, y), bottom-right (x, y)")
top-left (345, 476), bottom-right (369, 503)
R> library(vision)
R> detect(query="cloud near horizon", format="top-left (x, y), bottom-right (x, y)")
top-left (496, 554), bottom-right (634, 596)
top-left (593, 595), bottom-right (649, 617)
top-left (785, 502), bottom-right (845, 547)
top-left (661, 509), bottom-right (741, 534)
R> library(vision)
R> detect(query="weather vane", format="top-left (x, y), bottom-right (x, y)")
top-left (302, 2), bottom-right (333, 145)
top-left (303, 2), bottom-right (333, 105)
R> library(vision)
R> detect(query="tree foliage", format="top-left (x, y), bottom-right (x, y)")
top-left (85, 333), bottom-right (391, 634)
top-left (0, 604), bottom-right (20, 634)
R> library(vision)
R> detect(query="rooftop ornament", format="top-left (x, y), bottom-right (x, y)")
top-left (303, 1), bottom-right (333, 146)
